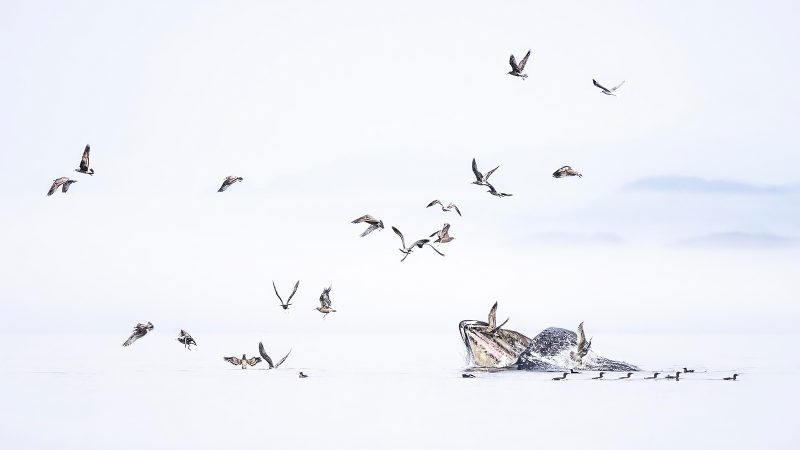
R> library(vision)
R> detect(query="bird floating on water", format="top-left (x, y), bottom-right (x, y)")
top-left (683, 367), bottom-right (695, 373)
top-left (592, 372), bottom-right (605, 380)
top-left (258, 342), bottom-right (291, 369)
top-left (508, 50), bottom-right (531, 79)
top-left (224, 354), bottom-right (261, 369)
top-left (644, 372), bottom-right (660, 380)
top-left (462, 373), bottom-right (475, 378)
top-left (426, 200), bottom-right (461, 217)
top-left (299, 372), bottom-right (309, 378)
top-left (392, 226), bottom-right (445, 262)
top-left (351, 214), bottom-right (384, 237)
top-left (569, 322), bottom-right (592, 364)
top-left (552, 166), bottom-right (583, 178)
top-left (75, 145), bottom-right (94, 175)
top-left (273, 280), bottom-right (299, 310)
top-left (593, 79), bottom-right (625, 96)
top-left (429, 223), bottom-right (455, 244)
top-left (617, 372), bottom-right (633, 380)
top-left (316, 285), bottom-right (336, 317)
top-left (552, 372), bottom-right (569, 381)
top-left (47, 177), bottom-right (78, 196)
top-left (664, 371), bottom-right (681, 381)
top-left (471, 158), bottom-right (500, 186)
top-left (177, 329), bottom-right (197, 350)
top-left (723, 374), bottom-right (739, 381)
top-left (218, 176), bottom-right (243, 192)
top-left (122, 322), bottom-right (153, 347)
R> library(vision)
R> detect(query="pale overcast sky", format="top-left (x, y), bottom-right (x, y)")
top-left (0, 0), bottom-right (797, 333)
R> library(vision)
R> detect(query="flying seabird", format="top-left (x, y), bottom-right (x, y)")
top-left (591, 372), bottom-right (605, 380)
top-left (258, 342), bottom-right (291, 369)
top-left (429, 223), bottom-right (455, 244)
top-left (224, 354), bottom-right (261, 369)
top-left (316, 285), bottom-right (336, 317)
top-left (47, 177), bottom-right (78, 196)
top-left (508, 50), bottom-right (531, 79)
top-left (218, 176), bottom-right (243, 192)
top-left (426, 200), bottom-right (462, 217)
top-left (486, 302), bottom-right (510, 336)
top-left (122, 322), bottom-right (154, 347)
top-left (552, 166), bottom-right (583, 178)
top-left (177, 329), bottom-right (197, 349)
top-left (592, 79), bottom-right (625, 96)
top-left (273, 280), bottom-right (299, 310)
top-left (552, 372), bottom-right (569, 381)
top-left (485, 183), bottom-right (512, 197)
top-left (664, 371), bottom-right (681, 381)
top-left (723, 374), bottom-right (738, 381)
top-left (569, 322), bottom-right (592, 364)
top-left (299, 372), bottom-right (309, 378)
top-left (462, 373), bottom-right (476, 378)
top-left (644, 372), bottom-right (660, 380)
top-left (75, 145), bottom-right (94, 175)
top-left (392, 226), bottom-right (445, 262)
top-left (351, 214), bottom-right (384, 237)
top-left (617, 372), bottom-right (633, 380)
top-left (682, 367), bottom-right (695, 373)
top-left (471, 158), bottom-right (500, 186)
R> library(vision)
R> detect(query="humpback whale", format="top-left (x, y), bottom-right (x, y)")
top-left (459, 303), bottom-right (639, 372)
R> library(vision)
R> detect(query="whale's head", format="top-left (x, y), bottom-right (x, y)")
top-left (459, 303), bottom-right (532, 369)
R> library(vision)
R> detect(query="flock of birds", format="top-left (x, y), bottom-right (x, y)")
top-left (544, 368), bottom-right (740, 382)
top-left (44, 51), bottom-right (738, 382)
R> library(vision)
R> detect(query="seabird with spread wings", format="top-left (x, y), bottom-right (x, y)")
top-left (177, 329), bottom-right (197, 349)
top-left (569, 322), bottom-right (593, 364)
top-left (218, 176), bottom-right (243, 192)
top-left (593, 79), bottom-right (625, 96)
top-left (224, 354), bottom-right (261, 369)
top-left (508, 50), bottom-right (531, 79)
top-left (471, 158), bottom-right (500, 186)
top-left (273, 280), bottom-right (299, 310)
top-left (430, 223), bottom-right (455, 244)
top-left (47, 177), bottom-right (78, 196)
top-left (258, 342), bottom-right (291, 369)
top-left (351, 214), bottom-right (384, 237)
top-left (426, 200), bottom-right (462, 217)
top-left (122, 322), bottom-right (154, 347)
top-left (75, 145), bottom-right (94, 175)
top-left (392, 226), bottom-right (445, 262)
top-left (552, 165), bottom-right (583, 178)
top-left (316, 285), bottom-right (336, 317)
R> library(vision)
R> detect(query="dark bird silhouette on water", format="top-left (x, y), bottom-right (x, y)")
top-left (392, 226), bottom-right (445, 262)
top-left (47, 177), bottom-right (78, 196)
top-left (218, 176), bottom-right (243, 192)
top-left (665, 372), bottom-right (681, 381)
top-left (351, 214), bottom-right (384, 237)
top-left (617, 372), bottom-right (633, 380)
top-left (683, 367), bottom-right (695, 373)
top-left (462, 373), bottom-right (475, 378)
top-left (122, 322), bottom-right (153, 347)
top-left (508, 50), bottom-right (531, 79)
top-left (592, 372), bottom-right (605, 380)
top-left (645, 372), bottom-right (660, 380)
top-left (299, 372), bottom-right (309, 378)
top-left (258, 342), bottom-right (291, 369)
top-left (723, 374), bottom-right (739, 381)
top-left (75, 145), bottom-right (94, 175)
top-left (177, 329), bottom-right (197, 349)
top-left (552, 372), bottom-right (569, 381)
top-left (273, 280), bottom-right (299, 310)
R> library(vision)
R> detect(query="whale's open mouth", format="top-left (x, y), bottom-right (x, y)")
top-left (459, 307), bottom-right (531, 369)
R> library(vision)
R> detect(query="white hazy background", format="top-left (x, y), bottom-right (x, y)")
top-left (0, 1), bottom-right (798, 448)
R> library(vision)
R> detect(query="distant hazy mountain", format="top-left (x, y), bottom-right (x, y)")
top-left (624, 176), bottom-right (794, 195)
top-left (674, 232), bottom-right (795, 249)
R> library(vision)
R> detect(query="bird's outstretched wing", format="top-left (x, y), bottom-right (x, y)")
top-left (592, 79), bottom-right (609, 92)
top-left (79, 145), bottom-right (90, 172)
top-left (426, 243), bottom-right (445, 256)
top-left (287, 280), bottom-right (299, 303)
top-left (224, 356), bottom-right (242, 366)
top-left (122, 332), bottom-right (140, 347)
top-left (47, 178), bottom-right (64, 196)
top-left (611, 80), bottom-right (625, 91)
top-left (275, 349), bottom-right (292, 368)
top-left (471, 158), bottom-right (483, 182)
top-left (517, 50), bottom-right (531, 71)
top-left (360, 224), bottom-right (379, 237)
top-left (352, 214), bottom-right (376, 224)
top-left (259, 342), bottom-right (275, 368)
top-left (272, 281), bottom-right (284, 305)
top-left (392, 226), bottom-right (406, 249)
top-left (509, 54), bottom-right (519, 72)
top-left (484, 165), bottom-right (500, 181)
top-left (427, 200), bottom-right (442, 208)
top-left (245, 356), bottom-right (262, 366)
top-left (62, 181), bottom-right (73, 193)
top-left (449, 204), bottom-right (462, 216)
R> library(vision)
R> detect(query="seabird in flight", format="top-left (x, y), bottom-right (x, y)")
top-left (316, 285), bottom-right (336, 317)
top-left (218, 176), bottom-right (243, 192)
top-left (224, 354), bottom-right (261, 369)
top-left (122, 322), bottom-right (154, 347)
top-left (47, 177), bottom-right (78, 196)
top-left (508, 50), bottom-right (531, 79)
top-left (258, 342), bottom-right (291, 369)
top-left (429, 223), bottom-right (455, 244)
top-left (392, 226), bottom-right (445, 262)
top-left (75, 145), bottom-right (94, 175)
top-left (426, 200), bottom-right (462, 217)
top-left (552, 166), bottom-right (583, 178)
top-left (273, 280), bottom-right (299, 310)
top-left (592, 79), bottom-right (625, 96)
top-left (177, 329), bottom-right (197, 349)
top-left (471, 158), bottom-right (500, 186)
top-left (351, 214), bottom-right (384, 237)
